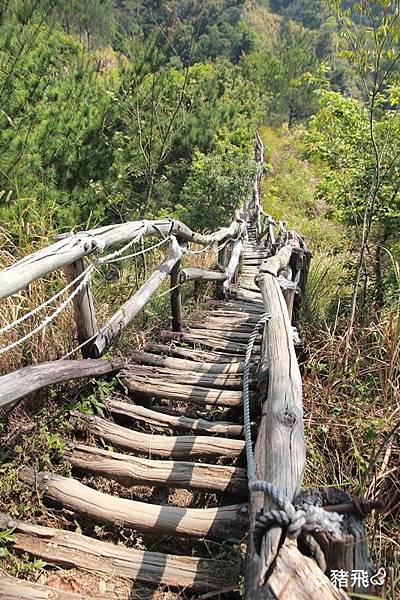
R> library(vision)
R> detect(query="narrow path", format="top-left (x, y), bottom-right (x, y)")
top-left (2, 226), bottom-right (267, 599)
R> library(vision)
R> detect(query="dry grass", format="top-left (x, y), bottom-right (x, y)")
top-left (302, 314), bottom-right (400, 577)
top-left (0, 226), bottom-right (217, 375)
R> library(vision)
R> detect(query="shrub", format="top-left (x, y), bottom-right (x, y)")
top-left (177, 138), bottom-right (256, 230)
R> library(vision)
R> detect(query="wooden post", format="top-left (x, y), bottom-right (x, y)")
top-left (291, 247), bottom-right (311, 327)
top-left (170, 238), bottom-right (187, 331)
top-left (170, 256), bottom-right (182, 333)
top-left (222, 237), bottom-right (244, 296)
top-left (217, 241), bottom-right (229, 298)
top-left (63, 257), bottom-right (97, 358)
top-left (281, 265), bottom-right (295, 323)
top-left (297, 488), bottom-right (375, 596)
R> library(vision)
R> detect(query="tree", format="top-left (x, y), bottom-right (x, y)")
top-left (307, 0), bottom-right (400, 327)
top-left (240, 20), bottom-right (318, 126)
top-left (177, 137), bottom-right (256, 230)
top-left (56, 0), bottom-right (115, 48)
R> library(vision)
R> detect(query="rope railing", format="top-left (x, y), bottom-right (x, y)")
top-left (0, 180), bottom-right (254, 366)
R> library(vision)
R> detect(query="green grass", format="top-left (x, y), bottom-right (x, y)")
top-left (260, 124), bottom-right (347, 253)
top-left (260, 125), bottom-right (349, 324)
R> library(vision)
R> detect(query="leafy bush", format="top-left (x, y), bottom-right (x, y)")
top-left (177, 138), bottom-right (256, 230)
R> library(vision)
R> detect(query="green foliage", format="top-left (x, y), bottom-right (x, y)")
top-left (100, 60), bottom-right (260, 220)
top-left (240, 19), bottom-right (319, 126)
top-left (305, 86), bottom-right (400, 305)
top-left (177, 137), bottom-right (256, 230)
top-left (0, 528), bottom-right (16, 558)
top-left (0, 2), bottom-right (260, 236)
top-left (71, 377), bottom-right (119, 416)
top-left (259, 125), bottom-right (346, 252)
top-left (118, 0), bottom-right (253, 65)
top-left (55, 0), bottom-right (116, 48)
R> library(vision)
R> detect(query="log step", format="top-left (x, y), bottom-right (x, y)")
top-left (160, 330), bottom-right (253, 354)
top-left (123, 375), bottom-right (243, 407)
top-left (144, 342), bottom-right (243, 364)
top-left (19, 468), bottom-right (248, 541)
top-left (129, 350), bottom-right (245, 374)
top-left (199, 311), bottom-right (260, 324)
top-left (65, 443), bottom-right (248, 495)
top-left (123, 363), bottom-right (244, 390)
top-left (71, 412), bottom-right (245, 459)
top-left (190, 320), bottom-right (255, 333)
top-left (0, 514), bottom-right (239, 593)
top-left (206, 300), bottom-right (264, 314)
top-left (0, 576), bottom-right (93, 600)
top-left (105, 397), bottom-right (244, 436)
top-left (183, 327), bottom-right (258, 342)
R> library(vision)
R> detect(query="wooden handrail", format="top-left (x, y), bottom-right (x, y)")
top-left (0, 217), bottom-right (243, 301)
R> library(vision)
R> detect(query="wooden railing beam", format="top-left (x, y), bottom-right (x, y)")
top-left (63, 256), bottom-right (97, 358)
top-left (92, 237), bottom-right (183, 357)
top-left (0, 218), bottom-right (243, 301)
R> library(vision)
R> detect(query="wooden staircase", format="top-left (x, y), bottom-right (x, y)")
top-left (2, 227), bottom-right (266, 599)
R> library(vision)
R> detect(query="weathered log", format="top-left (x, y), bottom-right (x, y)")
top-left (222, 236), bottom-right (244, 295)
top-left (206, 300), bottom-right (265, 314)
top-left (235, 291), bottom-right (264, 303)
top-left (0, 218), bottom-right (242, 301)
top-left (65, 443), bottom-right (247, 495)
top-left (194, 311), bottom-right (260, 325)
top-left (162, 328), bottom-right (253, 344)
top-left (268, 542), bottom-right (349, 600)
top-left (19, 468), bottom-right (248, 541)
top-left (0, 576), bottom-right (93, 600)
top-left (245, 262), bottom-right (305, 596)
top-left (159, 330), bottom-right (253, 355)
top-left (123, 376), bottom-right (243, 407)
top-left (260, 244), bottom-right (293, 276)
top-left (170, 249), bottom-right (182, 332)
top-left (70, 412), bottom-right (245, 459)
top-left (239, 281), bottom-right (262, 294)
top-left (124, 364), bottom-right (243, 389)
top-left (63, 253), bottom-right (97, 359)
top-left (129, 350), bottom-right (244, 374)
top-left (105, 397), bottom-right (244, 436)
top-left (93, 238), bottom-right (183, 356)
top-left (179, 268), bottom-right (227, 283)
top-left (144, 342), bottom-right (242, 364)
top-left (0, 513), bottom-right (239, 592)
top-left (0, 358), bottom-right (123, 409)
top-left (296, 488), bottom-right (374, 595)
top-left (190, 321), bottom-right (255, 335)
top-left (202, 310), bottom-right (260, 322)
top-left (259, 215), bottom-right (276, 246)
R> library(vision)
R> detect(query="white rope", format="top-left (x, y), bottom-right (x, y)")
top-left (0, 269), bottom-right (92, 356)
top-left (0, 225), bottom-right (148, 338)
top-left (97, 221), bottom-right (148, 264)
top-left (158, 282), bottom-right (181, 298)
top-left (0, 262), bottom-right (94, 336)
top-left (0, 221), bottom-right (171, 357)
top-left (104, 236), bottom-right (170, 264)
top-left (185, 230), bottom-right (244, 257)
top-left (185, 242), bottom-right (214, 255)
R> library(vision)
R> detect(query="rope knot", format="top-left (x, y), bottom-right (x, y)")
top-left (250, 481), bottom-right (343, 552)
